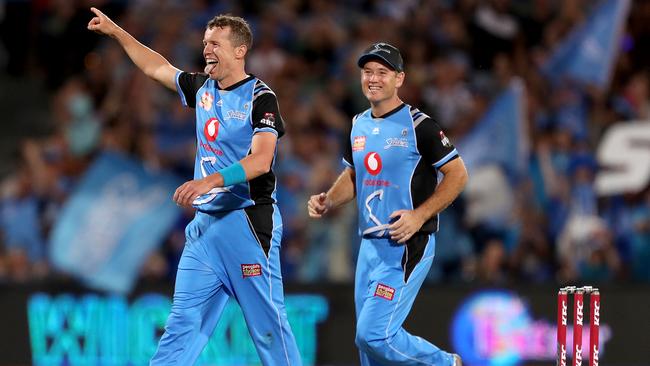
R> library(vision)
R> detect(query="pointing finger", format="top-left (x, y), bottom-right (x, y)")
top-left (90, 7), bottom-right (104, 17)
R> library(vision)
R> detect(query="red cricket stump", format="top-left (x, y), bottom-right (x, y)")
top-left (558, 286), bottom-right (599, 366)
top-left (572, 290), bottom-right (584, 366)
top-left (557, 290), bottom-right (568, 366)
top-left (590, 291), bottom-right (600, 366)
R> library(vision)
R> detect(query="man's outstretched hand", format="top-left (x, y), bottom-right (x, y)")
top-left (87, 7), bottom-right (120, 37)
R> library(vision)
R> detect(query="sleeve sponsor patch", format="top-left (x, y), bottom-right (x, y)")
top-left (353, 136), bottom-right (366, 151)
top-left (439, 131), bottom-right (451, 147)
top-left (241, 263), bottom-right (262, 278)
top-left (260, 113), bottom-right (276, 127)
top-left (374, 283), bottom-right (395, 301)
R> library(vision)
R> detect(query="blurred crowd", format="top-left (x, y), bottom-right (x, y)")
top-left (0, 0), bottom-right (649, 287)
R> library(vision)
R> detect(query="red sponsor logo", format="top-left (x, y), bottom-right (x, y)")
top-left (353, 136), bottom-right (366, 151)
top-left (199, 91), bottom-right (214, 111)
top-left (374, 283), bottom-right (395, 301)
top-left (241, 264), bottom-right (262, 278)
top-left (364, 152), bottom-right (382, 175)
top-left (363, 179), bottom-right (390, 187)
top-left (204, 117), bottom-right (220, 142)
top-left (199, 142), bottom-right (224, 156)
top-left (439, 131), bottom-right (451, 147)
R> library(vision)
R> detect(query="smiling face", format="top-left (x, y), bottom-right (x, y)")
top-left (360, 60), bottom-right (404, 107)
top-left (202, 25), bottom-right (247, 84)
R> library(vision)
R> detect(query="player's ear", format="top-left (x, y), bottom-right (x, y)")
top-left (395, 71), bottom-right (405, 88)
top-left (235, 44), bottom-right (247, 59)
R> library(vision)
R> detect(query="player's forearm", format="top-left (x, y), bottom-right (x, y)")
top-left (235, 132), bottom-right (277, 182)
top-left (112, 27), bottom-right (178, 89)
top-left (326, 168), bottom-right (356, 208)
top-left (239, 153), bottom-right (273, 181)
top-left (200, 155), bottom-right (272, 189)
top-left (414, 163), bottom-right (467, 222)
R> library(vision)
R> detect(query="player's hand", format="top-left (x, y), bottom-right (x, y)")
top-left (307, 192), bottom-right (331, 218)
top-left (173, 178), bottom-right (215, 208)
top-left (87, 7), bottom-right (120, 36)
top-left (388, 209), bottom-right (425, 244)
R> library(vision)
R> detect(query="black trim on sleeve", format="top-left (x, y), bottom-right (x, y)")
top-left (342, 121), bottom-right (353, 166)
top-left (178, 72), bottom-right (209, 108)
top-left (251, 92), bottom-right (285, 138)
top-left (414, 117), bottom-right (457, 166)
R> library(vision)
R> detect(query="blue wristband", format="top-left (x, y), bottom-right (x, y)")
top-left (218, 162), bottom-right (247, 186)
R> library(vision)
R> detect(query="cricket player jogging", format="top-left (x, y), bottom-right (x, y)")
top-left (308, 43), bottom-right (468, 366)
top-left (88, 8), bottom-right (301, 366)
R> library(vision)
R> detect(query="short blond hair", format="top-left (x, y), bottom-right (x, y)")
top-left (207, 15), bottom-right (253, 49)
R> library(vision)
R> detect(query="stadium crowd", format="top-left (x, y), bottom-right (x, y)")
top-left (0, 0), bottom-right (649, 287)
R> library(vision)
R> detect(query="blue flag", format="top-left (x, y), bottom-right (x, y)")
top-left (542, 0), bottom-right (631, 89)
top-left (49, 153), bottom-right (182, 293)
top-left (456, 78), bottom-right (528, 180)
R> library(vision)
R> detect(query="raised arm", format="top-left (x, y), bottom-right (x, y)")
top-left (87, 7), bottom-right (179, 91)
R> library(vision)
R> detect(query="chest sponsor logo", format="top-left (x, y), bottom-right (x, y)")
top-left (241, 264), bottom-right (262, 278)
top-left (364, 152), bottom-right (382, 175)
top-left (363, 179), bottom-right (390, 187)
top-left (374, 283), bottom-right (395, 301)
top-left (353, 136), bottom-right (366, 151)
top-left (440, 131), bottom-right (451, 147)
top-left (363, 179), bottom-right (391, 187)
top-left (204, 117), bottom-right (220, 142)
top-left (226, 110), bottom-right (247, 120)
top-left (199, 91), bottom-right (214, 111)
top-left (384, 137), bottom-right (408, 149)
top-left (199, 142), bottom-right (223, 156)
top-left (260, 112), bottom-right (276, 127)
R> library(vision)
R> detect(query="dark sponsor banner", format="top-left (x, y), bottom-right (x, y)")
top-left (0, 284), bottom-right (648, 365)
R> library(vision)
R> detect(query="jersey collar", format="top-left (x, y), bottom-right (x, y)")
top-left (371, 102), bottom-right (406, 119)
top-left (218, 74), bottom-right (256, 91)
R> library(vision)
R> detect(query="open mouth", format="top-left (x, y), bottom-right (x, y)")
top-left (204, 59), bottom-right (218, 74)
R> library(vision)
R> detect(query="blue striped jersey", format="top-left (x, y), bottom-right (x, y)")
top-left (175, 72), bottom-right (283, 212)
top-left (343, 103), bottom-right (459, 236)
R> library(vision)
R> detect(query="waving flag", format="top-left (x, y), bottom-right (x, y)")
top-left (542, 0), bottom-right (631, 89)
top-left (456, 78), bottom-right (528, 181)
top-left (49, 153), bottom-right (182, 293)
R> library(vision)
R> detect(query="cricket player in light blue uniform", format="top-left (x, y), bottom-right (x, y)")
top-left (308, 43), bottom-right (468, 366)
top-left (88, 9), bottom-right (301, 366)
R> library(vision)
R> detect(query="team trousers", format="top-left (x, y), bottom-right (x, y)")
top-left (354, 233), bottom-right (454, 366)
top-left (151, 205), bottom-right (301, 365)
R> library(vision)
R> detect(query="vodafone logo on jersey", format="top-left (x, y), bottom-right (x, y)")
top-left (204, 117), bottom-right (220, 142)
top-left (364, 152), bottom-right (382, 175)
